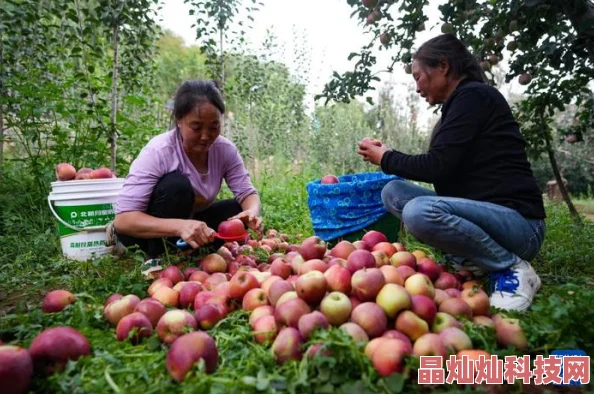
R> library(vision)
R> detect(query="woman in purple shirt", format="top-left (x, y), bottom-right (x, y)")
top-left (111, 80), bottom-right (262, 272)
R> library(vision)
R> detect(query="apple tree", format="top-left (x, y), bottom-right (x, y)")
top-left (318, 0), bottom-right (594, 224)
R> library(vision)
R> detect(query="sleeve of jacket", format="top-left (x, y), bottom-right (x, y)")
top-left (380, 88), bottom-right (488, 183)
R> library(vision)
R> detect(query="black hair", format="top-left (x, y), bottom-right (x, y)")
top-left (413, 34), bottom-right (487, 83)
top-left (172, 80), bottom-right (225, 121)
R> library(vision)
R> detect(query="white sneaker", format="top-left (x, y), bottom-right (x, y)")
top-left (488, 260), bottom-right (541, 312)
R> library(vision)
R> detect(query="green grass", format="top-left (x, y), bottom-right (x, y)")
top-left (1, 166), bottom-right (594, 393)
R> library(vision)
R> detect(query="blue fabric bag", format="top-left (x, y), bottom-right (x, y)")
top-left (306, 172), bottom-right (401, 242)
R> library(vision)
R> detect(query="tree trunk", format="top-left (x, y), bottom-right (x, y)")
top-left (110, 15), bottom-right (120, 174)
top-left (540, 114), bottom-right (582, 225)
top-left (219, 28), bottom-right (225, 90)
top-left (0, 29), bottom-right (4, 175)
top-left (561, 0), bottom-right (594, 62)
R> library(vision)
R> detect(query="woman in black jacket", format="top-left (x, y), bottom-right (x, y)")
top-left (358, 34), bottom-right (546, 312)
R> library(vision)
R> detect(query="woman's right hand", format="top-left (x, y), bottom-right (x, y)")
top-left (178, 220), bottom-right (216, 248)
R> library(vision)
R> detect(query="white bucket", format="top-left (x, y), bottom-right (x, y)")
top-left (48, 178), bottom-right (125, 261)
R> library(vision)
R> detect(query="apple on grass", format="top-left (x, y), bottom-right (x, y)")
top-left (252, 315), bottom-right (278, 344)
top-left (432, 312), bottom-right (461, 333)
top-left (412, 333), bottom-right (448, 359)
top-left (271, 327), bottom-right (303, 363)
top-left (339, 322), bottom-right (369, 344)
top-left (438, 298), bottom-right (473, 320)
top-left (371, 338), bottom-right (411, 376)
top-left (274, 298), bottom-right (311, 328)
top-left (152, 286), bottom-right (179, 308)
top-left (28, 327), bottom-right (91, 376)
top-left (116, 312), bottom-right (153, 344)
top-left (104, 294), bottom-right (141, 326)
top-left (249, 305), bottom-right (275, 327)
top-left (148, 278), bottom-right (173, 296)
top-left (195, 303), bottom-right (227, 330)
top-left (104, 293), bottom-right (123, 307)
top-left (228, 272), bottom-right (259, 300)
top-left (160, 266), bottom-right (184, 285)
top-left (42, 289), bottom-right (76, 313)
top-left (242, 288), bottom-right (269, 311)
top-left (134, 298), bottom-right (167, 327)
top-left (178, 282), bottom-right (202, 309)
top-left (492, 314), bottom-right (527, 350)
top-left (166, 332), bottom-right (218, 382)
top-left (156, 310), bottom-right (198, 345)
top-left (0, 345), bottom-right (33, 394)
top-left (461, 287), bottom-right (490, 316)
top-left (439, 327), bottom-right (473, 354)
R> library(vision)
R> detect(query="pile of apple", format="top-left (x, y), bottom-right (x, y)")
top-left (0, 227), bottom-right (530, 392)
top-left (55, 162), bottom-right (115, 181)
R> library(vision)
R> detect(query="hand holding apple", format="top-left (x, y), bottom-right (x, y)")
top-left (228, 210), bottom-right (263, 235)
top-left (357, 139), bottom-right (390, 165)
top-left (177, 220), bottom-right (216, 248)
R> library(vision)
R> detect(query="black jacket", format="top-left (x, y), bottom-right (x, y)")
top-left (380, 79), bottom-right (546, 219)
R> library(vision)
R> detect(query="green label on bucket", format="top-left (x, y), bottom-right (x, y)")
top-left (54, 203), bottom-right (115, 236)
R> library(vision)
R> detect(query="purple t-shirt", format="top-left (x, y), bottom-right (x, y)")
top-left (115, 129), bottom-right (257, 214)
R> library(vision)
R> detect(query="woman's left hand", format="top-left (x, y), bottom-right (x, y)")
top-left (357, 139), bottom-right (390, 166)
top-left (229, 210), bottom-right (263, 236)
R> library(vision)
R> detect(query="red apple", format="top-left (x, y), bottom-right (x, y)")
top-left (434, 272), bottom-right (461, 290)
top-left (351, 268), bottom-right (385, 302)
top-left (55, 163), bottom-right (76, 181)
top-left (371, 338), bottom-right (410, 376)
top-left (298, 236), bottom-right (327, 261)
top-left (42, 289), bottom-right (76, 313)
top-left (339, 322), bottom-right (369, 344)
top-left (134, 298), bottom-right (167, 327)
top-left (166, 332), bottom-right (218, 382)
top-left (152, 286), bottom-right (179, 308)
top-left (376, 283), bottom-right (411, 318)
top-left (148, 278), bottom-right (173, 296)
top-left (439, 298), bottom-right (473, 320)
top-left (156, 310), bottom-right (198, 345)
top-left (411, 250), bottom-right (427, 261)
top-left (252, 315), bottom-right (278, 344)
top-left (390, 251), bottom-right (417, 269)
top-left (413, 333), bottom-right (448, 359)
top-left (201, 254), bottom-right (227, 274)
top-left (361, 231), bottom-right (388, 248)
top-left (28, 327), bottom-right (91, 376)
top-left (104, 293), bottom-right (123, 307)
top-left (416, 258), bottom-right (441, 281)
top-left (74, 167), bottom-right (93, 180)
top-left (330, 241), bottom-right (356, 260)
top-left (295, 271), bottom-right (327, 305)
top-left (268, 280), bottom-right (294, 307)
top-left (271, 327), bottom-right (303, 363)
top-left (461, 287), bottom-right (490, 316)
top-left (379, 265), bottom-right (404, 285)
top-left (433, 289), bottom-right (451, 306)
top-left (276, 291), bottom-right (298, 307)
top-left (193, 291), bottom-right (214, 311)
top-left (404, 273), bottom-right (435, 299)
top-left (392, 242), bottom-right (406, 252)
top-left (395, 310), bottom-right (429, 341)
top-left (439, 327), bottom-right (473, 354)
top-left (188, 271), bottom-right (209, 284)
top-left (228, 272), bottom-right (259, 300)
top-left (351, 302), bottom-right (388, 338)
top-left (445, 288), bottom-right (461, 298)
top-left (298, 311), bottom-right (329, 340)
top-left (346, 249), bottom-right (376, 274)
top-left (116, 312), bottom-right (153, 344)
top-left (183, 267), bottom-right (200, 280)
top-left (353, 240), bottom-right (371, 251)
top-left (104, 294), bottom-right (140, 326)
top-left (306, 343), bottom-right (332, 358)
top-left (216, 246), bottom-right (234, 263)
top-left (323, 265), bottom-right (352, 294)
top-left (382, 330), bottom-right (413, 351)
top-left (261, 275), bottom-right (282, 296)
top-left (372, 242), bottom-right (397, 258)
top-left (274, 298), bottom-right (311, 328)
top-left (179, 282), bottom-right (202, 309)
top-left (493, 314), bottom-right (527, 350)
top-left (249, 305), bottom-right (275, 327)
top-left (195, 303), bottom-right (227, 330)
top-left (269, 258), bottom-right (291, 279)
top-left (297, 259), bottom-right (328, 275)
top-left (203, 273), bottom-right (228, 291)
top-left (395, 265), bottom-right (416, 282)
top-left (160, 266), bottom-right (184, 285)
top-left (410, 295), bottom-right (437, 325)
top-left (320, 175), bottom-right (339, 184)
top-left (0, 345), bottom-right (33, 394)
top-left (242, 288), bottom-right (269, 311)
top-left (218, 218), bottom-right (245, 237)
top-left (320, 292), bottom-right (352, 326)
top-left (90, 167), bottom-right (113, 179)
top-left (371, 250), bottom-right (390, 267)
top-left (473, 315), bottom-right (494, 328)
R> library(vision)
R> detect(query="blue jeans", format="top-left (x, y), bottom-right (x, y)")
top-left (381, 180), bottom-right (546, 272)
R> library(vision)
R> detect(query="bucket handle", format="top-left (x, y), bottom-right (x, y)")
top-left (47, 196), bottom-right (107, 232)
